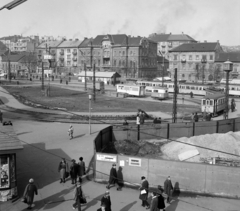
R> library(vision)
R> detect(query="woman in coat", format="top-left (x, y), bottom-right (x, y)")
top-left (150, 192), bottom-right (159, 211)
top-left (70, 159), bottom-right (79, 184)
top-left (58, 158), bottom-right (69, 183)
top-left (139, 176), bottom-right (150, 209)
top-left (101, 191), bottom-right (111, 211)
top-left (23, 178), bottom-right (38, 210)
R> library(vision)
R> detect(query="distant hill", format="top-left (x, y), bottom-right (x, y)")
top-left (0, 35), bottom-right (22, 42)
top-left (221, 45), bottom-right (240, 53)
top-left (0, 41), bottom-right (7, 51)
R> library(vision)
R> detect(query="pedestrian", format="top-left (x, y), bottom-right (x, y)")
top-left (58, 158), bottom-right (69, 183)
top-left (164, 176), bottom-right (173, 204)
top-left (70, 159), bottom-right (79, 184)
top-left (78, 157), bottom-right (86, 181)
top-left (182, 94), bottom-right (184, 104)
top-left (157, 186), bottom-right (165, 211)
top-left (191, 113), bottom-right (195, 122)
top-left (193, 113), bottom-right (199, 122)
top-left (150, 192), bottom-right (159, 211)
top-left (68, 125), bottom-right (74, 139)
top-left (101, 191), bottom-right (111, 211)
top-left (231, 99), bottom-right (236, 112)
top-left (139, 176), bottom-right (150, 209)
top-left (72, 180), bottom-right (84, 210)
top-left (123, 119), bottom-right (128, 125)
top-left (23, 178), bottom-right (38, 210)
top-left (190, 91), bottom-right (193, 98)
top-left (106, 163), bottom-right (120, 190)
top-left (0, 110), bottom-right (3, 123)
top-left (139, 111), bottom-right (145, 124)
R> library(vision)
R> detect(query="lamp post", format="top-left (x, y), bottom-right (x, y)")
top-left (89, 94), bottom-right (92, 134)
top-left (223, 60), bottom-right (233, 119)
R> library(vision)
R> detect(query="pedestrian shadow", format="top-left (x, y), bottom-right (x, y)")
top-left (166, 182), bottom-right (180, 211)
top-left (17, 131), bottom-right (32, 136)
top-left (34, 185), bottom-right (76, 210)
top-left (73, 134), bottom-right (85, 139)
top-left (82, 193), bottom-right (104, 211)
top-left (119, 201), bottom-right (137, 211)
top-left (117, 166), bottom-right (124, 188)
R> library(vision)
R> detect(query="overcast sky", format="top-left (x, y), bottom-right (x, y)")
top-left (0, 0), bottom-right (239, 46)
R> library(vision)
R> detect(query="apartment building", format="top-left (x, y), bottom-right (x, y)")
top-left (215, 52), bottom-right (240, 79)
top-left (149, 33), bottom-right (197, 59)
top-left (168, 41), bottom-right (224, 82)
top-left (78, 34), bottom-right (158, 79)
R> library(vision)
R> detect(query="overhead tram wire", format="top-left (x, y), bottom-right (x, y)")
top-left (0, 89), bottom-right (239, 158)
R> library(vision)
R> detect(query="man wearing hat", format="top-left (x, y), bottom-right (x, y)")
top-left (23, 178), bottom-right (38, 210)
top-left (70, 159), bottom-right (79, 184)
top-left (106, 163), bottom-right (120, 190)
top-left (139, 176), bottom-right (150, 209)
top-left (101, 191), bottom-right (111, 211)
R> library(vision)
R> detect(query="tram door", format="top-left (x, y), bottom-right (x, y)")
top-left (202, 98), bottom-right (212, 113)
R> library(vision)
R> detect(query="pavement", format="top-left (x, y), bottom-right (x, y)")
top-left (0, 81), bottom-right (240, 210)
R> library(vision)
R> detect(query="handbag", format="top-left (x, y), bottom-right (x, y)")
top-left (21, 196), bottom-right (27, 203)
top-left (65, 171), bottom-right (70, 178)
top-left (80, 197), bottom-right (87, 204)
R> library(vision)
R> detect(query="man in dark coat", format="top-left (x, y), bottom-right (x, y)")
top-left (150, 192), bottom-right (159, 211)
top-left (101, 191), bottom-right (111, 211)
top-left (157, 186), bottom-right (166, 211)
top-left (106, 163), bottom-right (120, 190)
top-left (78, 157), bottom-right (86, 181)
top-left (139, 176), bottom-right (150, 209)
top-left (70, 159), bottom-right (79, 184)
top-left (164, 176), bottom-right (173, 204)
top-left (23, 178), bottom-right (38, 210)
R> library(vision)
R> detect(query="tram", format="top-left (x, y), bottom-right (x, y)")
top-left (116, 84), bottom-right (145, 97)
top-left (201, 93), bottom-right (226, 116)
top-left (151, 87), bottom-right (169, 100)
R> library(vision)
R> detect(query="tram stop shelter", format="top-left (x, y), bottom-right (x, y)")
top-left (78, 71), bottom-right (121, 85)
top-left (0, 125), bottom-right (23, 202)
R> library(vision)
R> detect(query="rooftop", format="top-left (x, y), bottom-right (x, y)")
top-left (169, 42), bottom-right (220, 52)
top-left (215, 52), bottom-right (240, 62)
top-left (0, 125), bottom-right (23, 152)
top-left (148, 33), bottom-right (197, 42)
top-left (37, 40), bottom-right (63, 49)
top-left (78, 71), bottom-right (121, 78)
top-left (58, 40), bottom-right (82, 48)
top-left (2, 54), bottom-right (25, 62)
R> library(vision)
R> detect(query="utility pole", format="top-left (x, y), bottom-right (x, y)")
top-left (93, 63), bottom-right (96, 101)
top-left (172, 68), bottom-right (178, 123)
top-left (8, 59), bottom-right (11, 82)
top-left (84, 63), bottom-right (87, 91)
top-left (162, 55), bottom-right (164, 87)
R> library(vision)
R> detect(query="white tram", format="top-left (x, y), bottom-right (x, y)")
top-left (151, 87), bottom-right (169, 100)
top-left (201, 93), bottom-right (226, 115)
top-left (116, 84), bottom-right (145, 97)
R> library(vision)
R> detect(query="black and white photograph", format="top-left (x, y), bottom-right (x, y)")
top-left (0, 0), bottom-right (240, 210)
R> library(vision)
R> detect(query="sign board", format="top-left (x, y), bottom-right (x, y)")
top-left (44, 55), bottom-right (53, 60)
top-left (129, 158), bottom-right (141, 167)
top-left (178, 149), bottom-right (199, 161)
top-left (96, 154), bottom-right (117, 162)
top-left (119, 160), bottom-right (125, 166)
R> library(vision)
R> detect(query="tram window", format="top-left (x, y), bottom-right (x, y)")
top-left (190, 86), bottom-right (195, 90)
top-left (195, 87), bottom-right (198, 90)
top-left (199, 87), bottom-right (202, 90)
top-left (231, 87), bottom-right (235, 90)
top-left (186, 86), bottom-right (190, 89)
top-left (210, 100), bottom-right (213, 105)
top-left (202, 100), bottom-right (206, 105)
top-left (169, 85), bottom-right (172, 88)
top-left (154, 90), bottom-right (158, 93)
top-left (142, 83), bottom-right (145, 86)
top-left (182, 86), bottom-right (185, 89)
top-left (206, 100), bottom-right (209, 105)
top-left (146, 89), bottom-right (152, 92)
top-left (153, 84), bottom-right (156, 86)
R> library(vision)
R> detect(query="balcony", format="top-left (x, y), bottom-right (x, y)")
top-left (72, 57), bottom-right (77, 61)
top-left (181, 59), bottom-right (186, 63)
top-left (102, 63), bottom-right (111, 67)
top-left (72, 51), bottom-right (77, 55)
top-left (201, 59), bottom-right (207, 63)
top-left (60, 51), bottom-right (64, 55)
top-left (59, 57), bottom-right (64, 61)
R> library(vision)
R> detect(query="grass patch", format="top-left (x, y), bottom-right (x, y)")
top-left (3, 85), bottom-right (199, 113)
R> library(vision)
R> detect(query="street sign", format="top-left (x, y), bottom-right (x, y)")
top-left (44, 55), bottom-right (52, 60)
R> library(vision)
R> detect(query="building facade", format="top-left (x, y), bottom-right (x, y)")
top-left (78, 34), bottom-right (158, 79)
top-left (149, 33), bottom-right (197, 59)
top-left (215, 52), bottom-right (240, 80)
top-left (168, 42), bottom-right (224, 82)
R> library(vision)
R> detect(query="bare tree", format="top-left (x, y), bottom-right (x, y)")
top-left (20, 53), bottom-right (38, 74)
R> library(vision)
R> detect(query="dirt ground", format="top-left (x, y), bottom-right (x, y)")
top-left (4, 85), bottom-right (199, 113)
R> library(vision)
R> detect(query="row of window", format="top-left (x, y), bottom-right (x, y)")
top-left (171, 62), bottom-right (214, 69)
top-left (173, 54), bottom-right (214, 61)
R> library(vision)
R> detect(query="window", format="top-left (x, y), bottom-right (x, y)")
top-left (122, 60), bottom-right (125, 67)
top-left (67, 61), bottom-right (71, 66)
top-left (174, 55), bottom-right (178, 60)
top-left (67, 49), bottom-right (71, 53)
top-left (130, 51), bottom-right (132, 55)
top-left (122, 51), bottom-right (125, 56)
top-left (67, 55), bottom-right (71, 59)
top-left (114, 60), bottom-right (116, 66)
top-left (202, 55), bottom-right (207, 60)
top-left (196, 55), bottom-right (199, 60)
top-left (202, 100), bottom-right (206, 105)
top-left (119, 51), bottom-right (121, 56)
top-left (189, 55), bottom-right (192, 60)
top-left (210, 55), bottom-right (213, 60)
top-left (98, 59), bottom-right (100, 66)
top-left (119, 60), bottom-right (121, 67)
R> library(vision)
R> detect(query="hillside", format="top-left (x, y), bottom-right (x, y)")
top-left (222, 45), bottom-right (240, 53)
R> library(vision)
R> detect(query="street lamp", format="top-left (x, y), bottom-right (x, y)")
top-left (224, 60), bottom-right (233, 119)
top-left (89, 94), bottom-right (92, 134)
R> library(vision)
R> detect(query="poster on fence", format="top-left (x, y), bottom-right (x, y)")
top-left (96, 154), bottom-right (117, 162)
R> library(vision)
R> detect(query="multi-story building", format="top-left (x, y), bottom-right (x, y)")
top-left (215, 52), bottom-right (240, 80)
top-left (149, 33), bottom-right (197, 59)
top-left (78, 34), bottom-right (158, 79)
top-left (157, 56), bottom-right (169, 77)
top-left (168, 41), bottom-right (224, 82)
top-left (36, 40), bottom-right (63, 74)
top-left (0, 36), bottom-right (39, 52)
top-left (56, 39), bottom-right (82, 74)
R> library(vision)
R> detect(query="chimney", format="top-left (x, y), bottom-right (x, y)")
top-left (204, 40), bottom-right (207, 43)
top-left (217, 40), bottom-right (219, 43)
top-left (84, 37), bottom-right (88, 40)
top-left (75, 39), bottom-right (79, 41)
